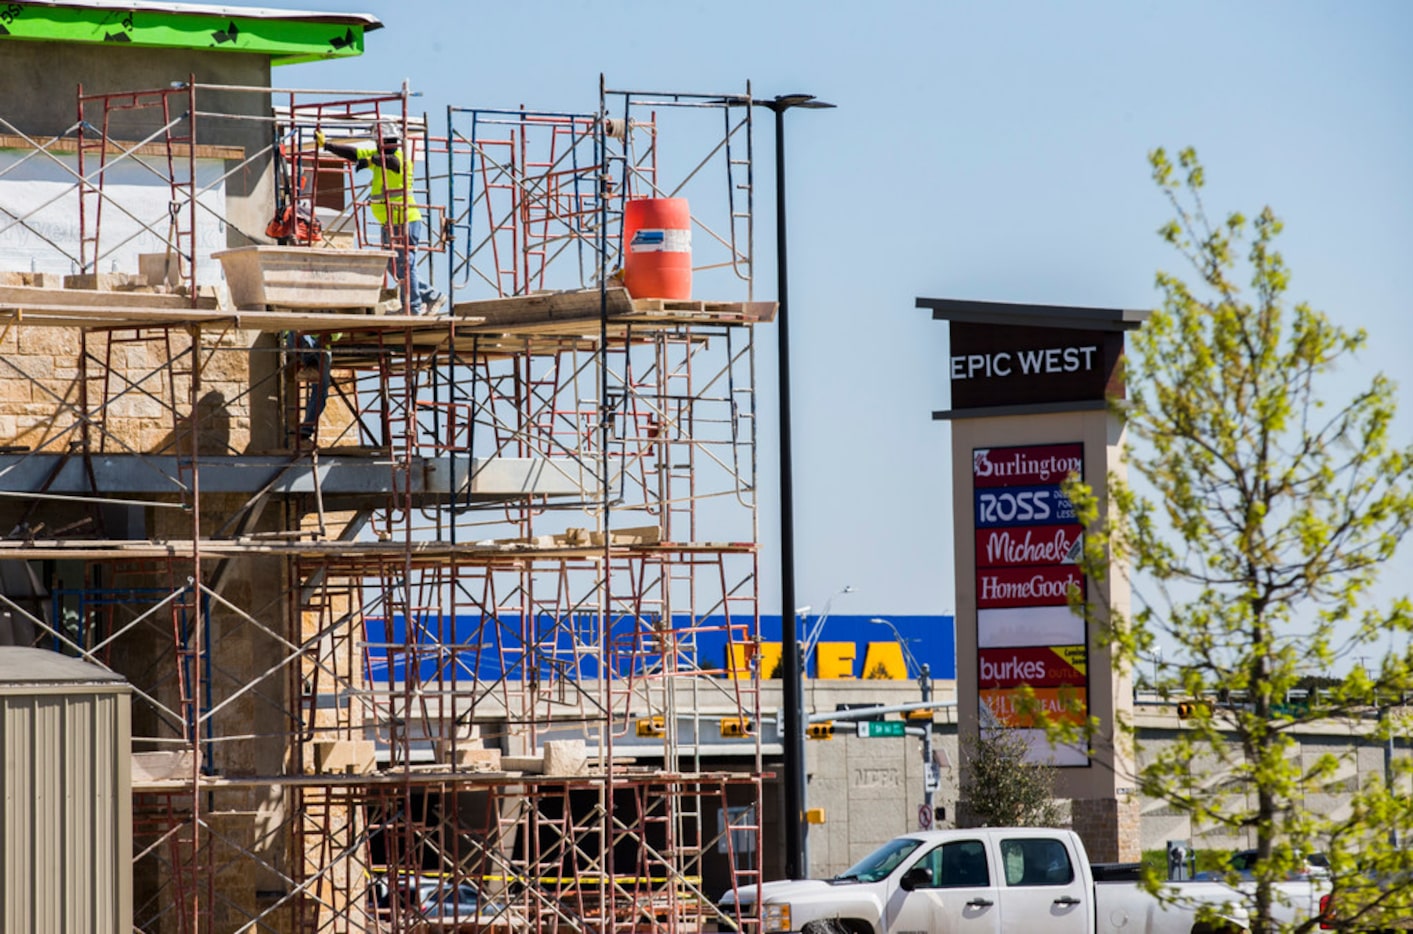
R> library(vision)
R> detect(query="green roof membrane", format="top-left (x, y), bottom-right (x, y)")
top-left (0, 3), bottom-right (376, 65)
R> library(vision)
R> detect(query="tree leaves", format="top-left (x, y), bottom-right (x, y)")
top-left (960, 728), bottom-right (1065, 829)
top-left (1081, 149), bottom-right (1413, 934)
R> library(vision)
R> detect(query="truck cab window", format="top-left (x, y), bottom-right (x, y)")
top-left (933, 841), bottom-right (989, 887)
top-left (912, 840), bottom-right (990, 889)
top-left (1000, 838), bottom-right (1074, 887)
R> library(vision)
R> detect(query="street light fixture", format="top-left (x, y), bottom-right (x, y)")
top-left (869, 617), bottom-right (922, 678)
top-left (756, 92), bottom-right (835, 883)
top-left (802, 585), bottom-right (856, 666)
top-left (871, 618), bottom-right (938, 829)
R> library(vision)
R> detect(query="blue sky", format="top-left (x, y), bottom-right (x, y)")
top-left (274, 1), bottom-right (1413, 631)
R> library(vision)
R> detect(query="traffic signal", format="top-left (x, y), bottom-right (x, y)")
top-left (806, 722), bottom-right (834, 740)
top-left (1176, 701), bottom-right (1209, 719)
top-left (636, 716), bottom-right (665, 737)
top-left (720, 717), bottom-right (752, 738)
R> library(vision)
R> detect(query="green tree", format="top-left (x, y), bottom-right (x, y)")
top-left (1075, 147), bottom-right (1413, 933)
top-left (960, 728), bottom-right (1064, 828)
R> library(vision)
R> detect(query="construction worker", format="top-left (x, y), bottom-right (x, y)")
top-left (284, 330), bottom-right (332, 443)
top-left (316, 120), bottom-right (444, 314)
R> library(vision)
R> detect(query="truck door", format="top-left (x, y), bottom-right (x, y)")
top-left (995, 835), bottom-right (1089, 934)
top-left (887, 839), bottom-right (1000, 934)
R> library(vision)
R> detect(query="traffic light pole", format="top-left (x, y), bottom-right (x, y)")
top-left (806, 700), bottom-right (953, 723)
top-left (920, 663), bottom-right (935, 826)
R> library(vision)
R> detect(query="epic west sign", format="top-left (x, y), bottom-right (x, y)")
top-left (919, 296), bottom-right (1145, 856)
top-left (948, 323), bottom-right (1125, 411)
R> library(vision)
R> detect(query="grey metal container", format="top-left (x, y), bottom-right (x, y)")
top-left (0, 648), bottom-right (132, 933)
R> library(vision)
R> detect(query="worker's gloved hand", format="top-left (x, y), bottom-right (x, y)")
top-left (314, 129), bottom-right (325, 150)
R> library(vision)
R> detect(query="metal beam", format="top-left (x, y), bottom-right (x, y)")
top-left (0, 454), bottom-right (585, 497)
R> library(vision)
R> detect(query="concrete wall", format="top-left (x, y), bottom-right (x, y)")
top-left (0, 43), bottom-right (268, 139)
top-left (1, 41), bottom-right (277, 257)
top-left (786, 681), bottom-right (1412, 878)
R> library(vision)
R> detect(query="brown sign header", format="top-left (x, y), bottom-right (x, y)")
top-left (948, 324), bottom-right (1125, 410)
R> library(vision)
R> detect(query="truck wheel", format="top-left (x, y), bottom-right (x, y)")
top-left (1191, 924), bottom-right (1246, 934)
top-left (804, 920), bottom-right (866, 934)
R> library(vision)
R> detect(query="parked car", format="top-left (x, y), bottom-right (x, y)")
top-left (369, 873), bottom-right (521, 932)
top-left (1195, 848), bottom-right (1330, 882)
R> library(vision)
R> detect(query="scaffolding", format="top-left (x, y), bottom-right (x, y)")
top-left (0, 75), bottom-right (769, 933)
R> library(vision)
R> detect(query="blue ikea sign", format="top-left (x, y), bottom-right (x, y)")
top-left (363, 613), bottom-right (955, 684)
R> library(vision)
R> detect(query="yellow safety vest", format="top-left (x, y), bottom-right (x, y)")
top-left (355, 144), bottom-right (421, 225)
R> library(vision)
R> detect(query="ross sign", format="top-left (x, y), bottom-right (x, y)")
top-left (974, 485), bottom-right (1080, 528)
top-left (857, 721), bottom-right (907, 738)
top-left (918, 804), bottom-right (933, 830)
top-left (949, 324), bottom-right (1125, 410)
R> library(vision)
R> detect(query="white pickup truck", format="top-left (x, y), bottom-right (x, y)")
top-left (718, 828), bottom-right (1322, 934)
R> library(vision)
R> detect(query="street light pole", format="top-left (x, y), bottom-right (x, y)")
top-left (758, 92), bottom-right (834, 883)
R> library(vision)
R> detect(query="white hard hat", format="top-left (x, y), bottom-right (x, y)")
top-left (375, 119), bottom-right (401, 143)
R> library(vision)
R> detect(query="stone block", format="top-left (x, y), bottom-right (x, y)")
top-left (63, 272), bottom-right (154, 292)
top-left (0, 379), bottom-right (31, 406)
top-left (0, 271), bottom-right (62, 287)
top-left (313, 739), bottom-right (376, 775)
top-left (119, 343), bottom-right (152, 371)
top-left (132, 750), bottom-right (197, 784)
top-left (543, 739), bottom-right (588, 776)
top-left (201, 350), bottom-right (253, 383)
top-left (17, 327), bottom-right (79, 357)
top-left (441, 746), bottom-right (503, 771)
top-left (140, 253), bottom-right (181, 287)
top-left (208, 811), bottom-right (258, 931)
top-left (9, 353), bottom-right (56, 381)
top-left (501, 755), bottom-right (545, 774)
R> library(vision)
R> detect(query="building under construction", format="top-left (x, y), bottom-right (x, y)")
top-left (0, 4), bottom-right (773, 931)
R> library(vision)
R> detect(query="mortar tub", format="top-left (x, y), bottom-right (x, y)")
top-left (213, 245), bottom-right (395, 309)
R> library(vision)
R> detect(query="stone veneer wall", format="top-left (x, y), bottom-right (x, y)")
top-left (1070, 795), bottom-right (1142, 862)
top-left (0, 326), bottom-right (254, 454)
top-left (0, 318), bottom-right (359, 931)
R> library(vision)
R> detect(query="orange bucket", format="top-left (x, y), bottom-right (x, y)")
top-left (622, 197), bottom-right (692, 300)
